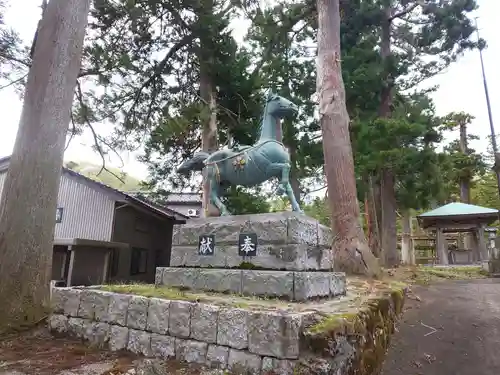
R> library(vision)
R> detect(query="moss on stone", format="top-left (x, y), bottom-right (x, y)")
top-left (307, 312), bottom-right (358, 335)
top-left (238, 261), bottom-right (258, 269)
top-left (303, 286), bottom-right (407, 375)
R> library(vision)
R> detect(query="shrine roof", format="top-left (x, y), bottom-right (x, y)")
top-left (418, 202), bottom-right (498, 219)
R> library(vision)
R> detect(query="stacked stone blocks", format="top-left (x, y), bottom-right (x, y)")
top-left (156, 267), bottom-right (346, 301)
top-left (164, 212), bottom-right (345, 301)
top-left (49, 287), bottom-right (314, 374)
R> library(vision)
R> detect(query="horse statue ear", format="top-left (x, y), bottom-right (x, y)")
top-left (266, 89), bottom-right (274, 101)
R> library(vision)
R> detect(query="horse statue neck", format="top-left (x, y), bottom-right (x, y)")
top-left (257, 109), bottom-right (283, 144)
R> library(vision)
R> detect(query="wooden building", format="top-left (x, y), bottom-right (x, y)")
top-left (0, 156), bottom-right (188, 286)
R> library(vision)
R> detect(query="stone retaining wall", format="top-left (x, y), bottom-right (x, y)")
top-left (48, 286), bottom-right (407, 375)
top-left (49, 287), bottom-right (313, 374)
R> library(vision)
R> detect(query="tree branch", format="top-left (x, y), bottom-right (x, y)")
top-left (123, 34), bottom-right (194, 126)
top-left (249, 2), bottom-right (315, 79)
top-left (75, 81), bottom-right (125, 183)
top-left (389, 3), bottom-right (419, 22)
top-left (0, 52), bottom-right (109, 78)
top-left (0, 73), bottom-right (28, 90)
top-left (0, 53), bottom-right (30, 68)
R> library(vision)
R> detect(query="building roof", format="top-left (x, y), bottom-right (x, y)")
top-left (129, 191), bottom-right (202, 204)
top-left (166, 192), bottom-right (202, 203)
top-left (418, 202), bottom-right (499, 219)
top-left (0, 156), bottom-right (188, 223)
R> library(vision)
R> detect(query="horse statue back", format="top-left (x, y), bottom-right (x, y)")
top-left (177, 90), bottom-right (302, 216)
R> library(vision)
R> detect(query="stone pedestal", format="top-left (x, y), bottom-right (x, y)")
top-left (158, 212), bottom-right (346, 301)
top-left (170, 212), bottom-right (334, 270)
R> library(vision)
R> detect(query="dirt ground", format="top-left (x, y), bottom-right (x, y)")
top-left (382, 278), bottom-right (500, 375)
top-left (0, 328), bottom-right (135, 375)
top-left (0, 329), bottom-right (221, 375)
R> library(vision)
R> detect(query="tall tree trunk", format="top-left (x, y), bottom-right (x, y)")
top-left (199, 68), bottom-right (218, 217)
top-left (378, 6), bottom-right (399, 267)
top-left (458, 119), bottom-right (473, 250)
top-left (381, 169), bottom-right (399, 266)
top-left (290, 172), bottom-right (302, 206)
top-left (365, 193), bottom-right (371, 240)
top-left (367, 175), bottom-right (382, 258)
top-left (401, 209), bottom-right (414, 265)
top-left (198, 0), bottom-right (218, 218)
top-left (317, 0), bottom-right (380, 276)
top-left (289, 143), bottom-right (302, 206)
top-left (459, 121), bottom-right (470, 203)
top-left (0, 0), bottom-right (90, 331)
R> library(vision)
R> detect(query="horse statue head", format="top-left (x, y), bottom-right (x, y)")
top-left (258, 90), bottom-right (298, 142)
top-left (264, 89), bottom-right (299, 120)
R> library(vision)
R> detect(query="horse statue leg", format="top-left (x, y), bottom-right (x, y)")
top-left (206, 165), bottom-right (231, 216)
top-left (268, 162), bottom-right (303, 213)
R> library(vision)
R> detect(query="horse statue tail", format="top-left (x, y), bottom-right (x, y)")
top-left (177, 152), bottom-right (210, 175)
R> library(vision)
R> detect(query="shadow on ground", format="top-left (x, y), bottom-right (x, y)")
top-left (382, 279), bottom-right (500, 375)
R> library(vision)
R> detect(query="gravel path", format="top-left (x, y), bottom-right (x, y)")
top-left (382, 279), bottom-right (500, 375)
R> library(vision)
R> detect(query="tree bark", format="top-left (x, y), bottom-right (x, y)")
top-left (316, 0), bottom-right (380, 276)
top-left (378, 5), bottom-right (399, 267)
top-left (0, 0), bottom-right (90, 331)
top-left (198, 0), bottom-right (218, 218)
top-left (367, 176), bottom-right (382, 258)
top-left (381, 169), bottom-right (399, 266)
top-left (458, 120), bottom-right (474, 250)
top-left (290, 168), bottom-right (302, 206)
top-left (199, 69), bottom-right (218, 217)
top-left (459, 121), bottom-right (470, 203)
top-left (401, 209), bottom-right (414, 265)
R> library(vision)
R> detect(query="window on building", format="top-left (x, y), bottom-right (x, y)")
top-left (56, 207), bottom-right (63, 223)
top-left (130, 247), bottom-right (148, 275)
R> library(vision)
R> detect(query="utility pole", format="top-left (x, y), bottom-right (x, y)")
top-left (475, 18), bottom-right (500, 198)
top-left (0, 0), bottom-right (91, 329)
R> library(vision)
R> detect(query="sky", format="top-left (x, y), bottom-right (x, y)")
top-left (0, 0), bottom-right (498, 182)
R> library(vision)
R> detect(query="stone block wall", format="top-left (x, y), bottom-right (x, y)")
top-left (49, 287), bottom-right (314, 374)
top-left (49, 286), bottom-right (407, 375)
top-left (171, 212), bottom-right (335, 270)
top-left (156, 267), bottom-right (347, 301)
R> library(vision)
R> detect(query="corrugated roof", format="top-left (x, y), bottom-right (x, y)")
top-left (166, 192), bottom-right (202, 203)
top-left (0, 156), bottom-right (188, 222)
top-left (418, 202), bottom-right (499, 218)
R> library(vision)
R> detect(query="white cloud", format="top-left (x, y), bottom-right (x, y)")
top-left (0, 0), bottom-right (498, 181)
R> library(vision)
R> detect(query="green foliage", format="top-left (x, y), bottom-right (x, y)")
top-left (221, 186), bottom-right (271, 215)
top-left (471, 172), bottom-right (500, 210)
top-left (244, 1), bottom-right (321, 199)
top-left (438, 112), bottom-right (487, 202)
top-left (64, 160), bottom-right (143, 192)
top-left (303, 197), bottom-right (331, 227)
top-left (346, 0), bottom-right (481, 215)
top-left (0, 0), bottom-right (483, 227)
top-left (73, 0), bottom-right (262, 192)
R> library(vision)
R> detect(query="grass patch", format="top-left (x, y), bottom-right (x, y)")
top-left (100, 284), bottom-right (200, 302)
top-left (387, 265), bottom-right (488, 285)
top-left (98, 283), bottom-right (273, 307)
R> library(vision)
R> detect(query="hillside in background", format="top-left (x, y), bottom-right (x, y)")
top-left (64, 161), bottom-right (143, 192)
